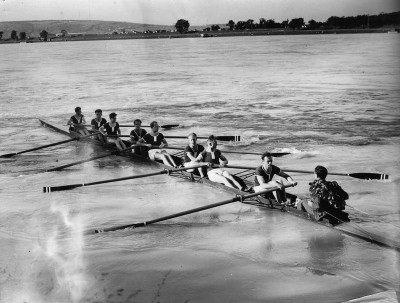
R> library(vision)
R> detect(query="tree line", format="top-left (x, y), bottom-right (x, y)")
top-left (175, 11), bottom-right (399, 33)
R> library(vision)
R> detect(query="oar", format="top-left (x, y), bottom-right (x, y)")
top-left (82, 124), bottom-right (179, 129)
top-left (0, 132), bottom-right (98, 158)
top-left (86, 182), bottom-right (297, 234)
top-left (43, 164), bottom-right (208, 192)
top-left (118, 135), bottom-right (240, 142)
top-left (44, 144), bottom-right (151, 172)
top-left (219, 150), bottom-right (290, 157)
top-left (149, 146), bottom-right (288, 157)
top-left (223, 165), bottom-right (389, 180)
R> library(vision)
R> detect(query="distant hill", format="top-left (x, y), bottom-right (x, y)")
top-left (0, 20), bottom-right (203, 37)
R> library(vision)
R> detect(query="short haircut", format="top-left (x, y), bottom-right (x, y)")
top-left (150, 121), bottom-right (158, 128)
top-left (261, 151), bottom-right (272, 160)
top-left (315, 165), bottom-right (328, 180)
top-left (207, 135), bottom-right (216, 143)
top-left (109, 112), bottom-right (117, 118)
top-left (134, 119), bottom-right (142, 125)
top-left (95, 109), bottom-right (102, 114)
top-left (75, 107), bottom-right (81, 113)
top-left (188, 132), bottom-right (197, 139)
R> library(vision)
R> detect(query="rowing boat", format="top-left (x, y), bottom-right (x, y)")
top-left (39, 119), bottom-right (400, 251)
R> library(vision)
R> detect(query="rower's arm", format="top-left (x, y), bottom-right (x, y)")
top-left (256, 175), bottom-right (266, 186)
top-left (219, 154), bottom-right (228, 167)
top-left (160, 138), bottom-right (168, 148)
top-left (99, 126), bottom-right (106, 136)
top-left (279, 171), bottom-right (295, 184)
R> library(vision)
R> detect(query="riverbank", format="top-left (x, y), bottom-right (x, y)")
top-left (0, 27), bottom-right (398, 44)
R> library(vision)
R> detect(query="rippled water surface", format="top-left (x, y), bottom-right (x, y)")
top-left (0, 33), bottom-right (399, 302)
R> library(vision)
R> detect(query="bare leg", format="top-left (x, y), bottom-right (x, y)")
top-left (208, 172), bottom-right (237, 188)
top-left (154, 153), bottom-right (174, 167)
top-left (222, 171), bottom-right (243, 189)
top-left (161, 151), bottom-right (178, 167)
top-left (78, 128), bottom-right (90, 136)
top-left (97, 133), bottom-right (107, 144)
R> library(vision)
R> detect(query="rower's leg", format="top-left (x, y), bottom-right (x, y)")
top-left (119, 139), bottom-right (127, 150)
top-left (154, 153), bottom-right (174, 167)
top-left (222, 171), bottom-right (242, 189)
top-left (276, 180), bottom-right (287, 202)
top-left (98, 133), bottom-right (107, 144)
top-left (162, 151), bottom-right (178, 167)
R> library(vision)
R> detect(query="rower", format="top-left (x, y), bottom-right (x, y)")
top-left (183, 133), bottom-right (206, 178)
top-left (130, 119), bottom-right (147, 155)
top-left (67, 107), bottom-right (90, 135)
top-left (254, 151), bottom-right (296, 204)
top-left (91, 109), bottom-right (107, 144)
top-left (140, 121), bottom-right (178, 167)
top-left (201, 135), bottom-right (250, 191)
top-left (296, 165), bottom-right (350, 224)
top-left (99, 112), bottom-right (127, 151)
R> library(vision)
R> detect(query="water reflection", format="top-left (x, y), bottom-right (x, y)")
top-left (307, 231), bottom-right (346, 275)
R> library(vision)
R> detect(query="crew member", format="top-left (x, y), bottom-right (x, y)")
top-left (99, 112), bottom-right (127, 151)
top-left (91, 109), bottom-right (107, 144)
top-left (67, 107), bottom-right (90, 135)
top-left (140, 121), bottom-right (178, 167)
top-left (254, 151), bottom-right (296, 203)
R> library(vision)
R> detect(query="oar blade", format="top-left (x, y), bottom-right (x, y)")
top-left (215, 136), bottom-right (241, 142)
top-left (43, 184), bottom-right (82, 192)
top-left (349, 173), bottom-right (389, 180)
top-left (0, 153), bottom-right (17, 158)
top-left (270, 152), bottom-right (291, 157)
top-left (161, 124), bottom-right (179, 129)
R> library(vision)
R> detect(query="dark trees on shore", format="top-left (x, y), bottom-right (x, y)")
top-left (227, 11), bottom-right (400, 31)
top-left (11, 30), bottom-right (17, 40)
top-left (175, 19), bottom-right (190, 33)
top-left (19, 32), bottom-right (26, 40)
top-left (40, 30), bottom-right (48, 41)
top-left (288, 18), bottom-right (305, 30)
top-left (227, 20), bottom-right (235, 30)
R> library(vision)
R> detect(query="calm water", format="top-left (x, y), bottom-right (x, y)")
top-left (0, 34), bottom-right (399, 303)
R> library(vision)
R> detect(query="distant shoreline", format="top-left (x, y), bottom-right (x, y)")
top-left (1, 28), bottom-right (398, 44)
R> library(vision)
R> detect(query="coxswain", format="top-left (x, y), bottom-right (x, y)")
top-left (99, 112), bottom-right (127, 151)
top-left (67, 107), bottom-right (90, 135)
top-left (91, 109), bottom-right (107, 144)
top-left (201, 135), bottom-right (249, 191)
top-left (183, 133), bottom-right (206, 178)
top-left (296, 165), bottom-right (349, 224)
top-left (140, 121), bottom-right (178, 167)
top-left (253, 151), bottom-right (296, 204)
top-left (130, 119), bottom-right (147, 155)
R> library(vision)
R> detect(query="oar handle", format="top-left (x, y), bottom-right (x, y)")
top-left (88, 183), bottom-right (297, 234)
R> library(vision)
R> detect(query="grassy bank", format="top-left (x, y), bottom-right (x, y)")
top-left (1, 27), bottom-right (398, 44)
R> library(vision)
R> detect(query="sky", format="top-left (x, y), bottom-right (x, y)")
top-left (0, 0), bottom-right (399, 25)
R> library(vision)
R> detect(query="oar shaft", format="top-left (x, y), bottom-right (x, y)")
top-left (117, 135), bottom-right (239, 142)
top-left (90, 183), bottom-right (297, 234)
top-left (44, 164), bottom-right (208, 192)
top-left (0, 133), bottom-right (97, 158)
top-left (45, 145), bottom-right (136, 172)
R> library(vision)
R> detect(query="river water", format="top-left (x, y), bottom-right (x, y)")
top-left (0, 34), bottom-right (399, 302)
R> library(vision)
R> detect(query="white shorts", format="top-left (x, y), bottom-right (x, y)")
top-left (207, 168), bottom-right (225, 182)
top-left (148, 149), bottom-right (164, 160)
